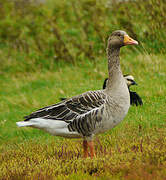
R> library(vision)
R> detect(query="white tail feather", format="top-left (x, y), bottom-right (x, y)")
top-left (16, 121), bottom-right (35, 127)
top-left (16, 118), bottom-right (81, 138)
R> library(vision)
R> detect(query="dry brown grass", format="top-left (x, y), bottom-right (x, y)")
top-left (1, 127), bottom-right (166, 180)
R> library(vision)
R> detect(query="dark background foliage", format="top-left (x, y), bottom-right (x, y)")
top-left (0, 0), bottom-right (165, 71)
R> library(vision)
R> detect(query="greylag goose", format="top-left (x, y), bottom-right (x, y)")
top-left (16, 30), bottom-right (138, 158)
top-left (103, 75), bottom-right (143, 106)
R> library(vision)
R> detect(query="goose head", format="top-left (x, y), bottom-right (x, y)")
top-left (123, 74), bottom-right (137, 87)
top-left (107, 30), bottom-right (138, 49)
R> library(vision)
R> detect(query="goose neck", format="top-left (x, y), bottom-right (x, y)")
top-left (107, 47), bottom-right (120, 69)
top-left (106, 47), bottom-right (123, 90)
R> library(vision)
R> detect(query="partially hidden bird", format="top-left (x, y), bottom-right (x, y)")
top-left (61, 74), bottom-right (143, 106)
top-left (102, 75), bottom-right (143, 106)
top-left (16, 30), bottom-right (138, 158)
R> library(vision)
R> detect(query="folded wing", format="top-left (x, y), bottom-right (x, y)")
top-left (24, 90), bottom-right (106, 122)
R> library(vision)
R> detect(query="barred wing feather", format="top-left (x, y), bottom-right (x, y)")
top-left (68, 105), bottom-right (104, 136)
top-left (24, 90), bottom-right (106, 122)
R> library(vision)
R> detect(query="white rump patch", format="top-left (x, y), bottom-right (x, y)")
top-left (16, 118), bottom-right (81, 138)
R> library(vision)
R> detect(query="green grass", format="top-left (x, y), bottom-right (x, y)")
top-left (0, 51), bottom-right (166, 179)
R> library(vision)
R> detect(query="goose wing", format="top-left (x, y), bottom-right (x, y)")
top-left (67, 103), bottom-right (105, 136)
top-left (24, 90), bottom-right (106, 122)
top-left (130, 91), bottom-right (143, 106)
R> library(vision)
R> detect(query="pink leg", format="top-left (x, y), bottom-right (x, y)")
top-left (88, 140), bottom-right (96, 158)
top-left (83, 140), bottom-right (88, 158)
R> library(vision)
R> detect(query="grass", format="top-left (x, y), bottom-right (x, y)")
top-left (0, 51), bottom-right (166, 179)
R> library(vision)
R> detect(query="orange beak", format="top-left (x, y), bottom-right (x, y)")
top-left (124, 35), bottom-right (138, 45)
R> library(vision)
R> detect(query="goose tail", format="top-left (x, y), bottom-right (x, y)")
top-left (16, 121), bottom-right (34, 127)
